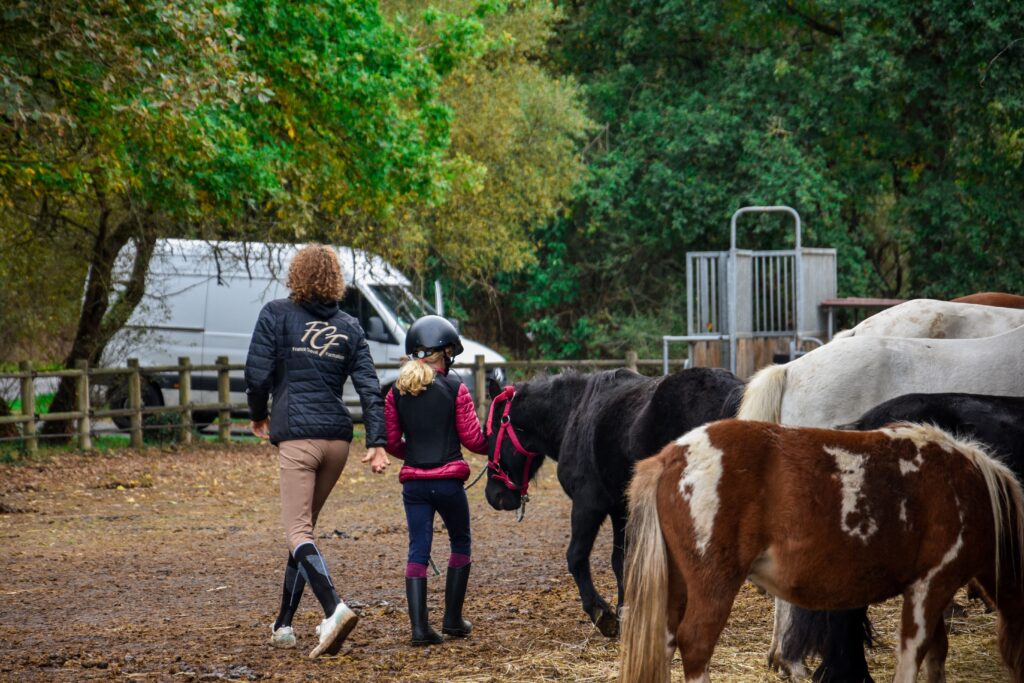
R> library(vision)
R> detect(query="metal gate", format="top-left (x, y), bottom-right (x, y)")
top-left (663, 206), bottom-right (835, 375)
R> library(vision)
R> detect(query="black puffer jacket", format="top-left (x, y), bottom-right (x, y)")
top-left (244, 298), bottom-right (386, 446)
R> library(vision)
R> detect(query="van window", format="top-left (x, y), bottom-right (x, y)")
top-left (370, 285), bottom-right (435, 330)
top-left (339, 288), bottom-right (372, 329)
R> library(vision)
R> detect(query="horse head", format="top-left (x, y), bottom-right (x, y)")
top-left (483, 378), bottom-right (553, 512)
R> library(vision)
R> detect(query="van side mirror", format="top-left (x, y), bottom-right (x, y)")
top-left (365, 316), bottom-right (389, 343)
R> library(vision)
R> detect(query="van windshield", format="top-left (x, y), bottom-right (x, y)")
top-left (370, 285), bottom-right (436, 330)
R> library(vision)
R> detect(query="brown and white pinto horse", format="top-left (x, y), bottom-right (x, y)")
top-left (952, 292), bottom-right (1024, 309)
top-left (619, 420), bottom-right (1024, 683)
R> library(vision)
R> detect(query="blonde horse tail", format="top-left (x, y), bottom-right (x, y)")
top-left (620, 453), bottom-right (670, 683)
top-left (954, 437), bottom-right (1024, 589)
top-left (737, 363), bottom-right (788, 424)
top-left (959, 438), bottom-right (1024, 678)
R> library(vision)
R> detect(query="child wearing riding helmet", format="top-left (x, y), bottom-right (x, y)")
top-left (383, 315), bottom-right (487, 645)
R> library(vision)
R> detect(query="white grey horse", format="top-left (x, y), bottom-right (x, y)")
top-left (739, 324), bottom-right (1024, 679)
top-left (833, 298), bottom-right (1024, 340)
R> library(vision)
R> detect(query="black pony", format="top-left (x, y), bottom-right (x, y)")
top-left (483, 367), bottom-right (744, 636)
top-left (780, 392), bottom-right (1024, 683)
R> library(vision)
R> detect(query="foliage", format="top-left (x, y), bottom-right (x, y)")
top-left (383, 0), bottom-right (592, 282)
top-left (497, 0), bottom-right (1024, 356)
top-left (4, 0), bottom-right (1024, 363)
top-left (142, 411), bottom-right (181, 444)
top-left (0, 0), bottom-right (495, 380)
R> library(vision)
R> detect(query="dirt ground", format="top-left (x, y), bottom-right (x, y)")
top-left (0, 443), bottom-right (1008, 682)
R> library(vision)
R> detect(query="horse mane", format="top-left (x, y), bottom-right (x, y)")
top-left (514, 369), bottom-right (592, 448)
top-left (562, 369), bottom-right (653, 463)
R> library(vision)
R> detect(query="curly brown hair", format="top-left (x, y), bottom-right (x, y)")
top-left (286, 244), bottom-right (345, 302)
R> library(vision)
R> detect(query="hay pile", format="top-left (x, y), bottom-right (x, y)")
top-left (419, 583), bottom-right (1004, 682)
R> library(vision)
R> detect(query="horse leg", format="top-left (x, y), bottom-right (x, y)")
top-left (892, 579), bottom-right (959, 683)
top-left (611, 506), bottom-right (627, 616)
top-left (664, 557), bottom-right (688, 672)
top-left (975, 571), bottom-right (1024, 683)
top-left (768, 599), bottom-right (811, 679)
top-left (675, 574), bottom-right (745, 683)
top-left (567, 502), bottom-right (616, 637)
top-left (921, 617), bottom-right (948, 683)
top-left (811, 608), bottom-right (874, 683)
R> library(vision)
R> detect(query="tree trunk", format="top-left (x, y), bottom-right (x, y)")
top-left (43, 215), bottom-right (156, 438)
top-left (0, 397), bottom-right (17, 440)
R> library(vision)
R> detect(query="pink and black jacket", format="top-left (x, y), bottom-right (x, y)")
top-left (384, 372), bottom-right (487, 483)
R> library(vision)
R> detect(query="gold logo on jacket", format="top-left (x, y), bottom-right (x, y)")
top-left (300, 321), bottom-right (348, 357)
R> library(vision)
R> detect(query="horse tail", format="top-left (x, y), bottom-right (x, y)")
top-left (620, 453), bottom-right (670, 683)
top-left (963, 442), bottom-right (1024, 680)
top-left (957, 438), bottom-right (1024, 589)
top-left (737, 364), bottom-right (787, 423)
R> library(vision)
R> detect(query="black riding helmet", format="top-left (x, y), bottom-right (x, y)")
top-left (405, 315), bottom-right (464, 359)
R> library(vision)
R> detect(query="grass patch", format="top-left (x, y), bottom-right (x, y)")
top-left (9, 392), bottom-right (55, 414)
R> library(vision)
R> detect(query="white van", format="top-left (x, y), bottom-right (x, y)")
top-left (107, 239), bottom-right (505, 425)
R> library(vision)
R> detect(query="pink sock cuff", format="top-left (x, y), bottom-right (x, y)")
top-left (448, 553), bottom-right (471, 568)
top-left (405, 562), bottom-right (428, 578)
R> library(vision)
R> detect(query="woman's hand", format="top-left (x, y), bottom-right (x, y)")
top-left (362, 446), bottom-right (390, 474)
top-left (250, 418), bottom-right (270, 440)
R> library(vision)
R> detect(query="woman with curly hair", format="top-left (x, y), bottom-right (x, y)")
top-left (244, 244), bottom-right (391, 658)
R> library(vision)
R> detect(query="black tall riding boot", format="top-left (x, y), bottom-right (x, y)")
top-left (442, 564), bottom-right (472, 637)
top-left (406, 577), bottom-right (443, 645)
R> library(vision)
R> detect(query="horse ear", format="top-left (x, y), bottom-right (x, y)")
top-left (487, 378), bottom-right (503, 400)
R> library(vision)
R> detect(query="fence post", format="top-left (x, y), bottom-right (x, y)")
top-left (474, 354), bottom-right (487, 421)
top-left (217, 356), bottom-right (231, 444)
top-left (127, 358), bottom-right (143, 449)
top-left (178, 356), bottom-right (192, 445)
top-left (19, 361), bottom-right (37, 454)
top-left (75, 359), bottom-right (92, 450)
top-left (625, 350), bottom-right (638, 373)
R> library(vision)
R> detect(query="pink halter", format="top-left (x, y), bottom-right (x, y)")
top-left (486, 386), bottom-right (542, 498)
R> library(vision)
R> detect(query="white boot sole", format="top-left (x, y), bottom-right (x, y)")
top-left (309, 607), bottom-right (359, 659)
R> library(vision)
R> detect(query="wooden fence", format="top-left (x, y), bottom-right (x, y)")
top-left (0, 352), bottom-right (685, 453)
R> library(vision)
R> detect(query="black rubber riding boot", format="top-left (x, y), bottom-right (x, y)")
top-left (406, 578), bottom-right (443, 646)
top-left (442, 564), bottom-right (472, 637)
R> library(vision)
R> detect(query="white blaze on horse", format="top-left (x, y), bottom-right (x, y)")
top-left (832, 299), bottom-right (1024, 340)
top-left (619, 420), bottom-right (1024, 683)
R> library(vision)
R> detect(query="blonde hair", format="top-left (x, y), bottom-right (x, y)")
top-left (287, 244), bottom-right (345, 302)
top-left (395, 351), bottom-right (446, 396)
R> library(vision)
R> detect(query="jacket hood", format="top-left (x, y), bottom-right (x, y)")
top-left (299, 298), bottom-right (339, 319)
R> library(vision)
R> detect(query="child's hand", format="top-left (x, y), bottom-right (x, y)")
top-left (362, 446), bottom-right (390, 474)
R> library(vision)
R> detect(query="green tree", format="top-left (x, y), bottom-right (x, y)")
top-left (0, 0), bottom-right (489, 431)
top-left (383, 0), bottom-right (591, 285)
top-left (377, 0), bottom-right (591, 354)
top-left (513, 0), bottom-right (1024, 356)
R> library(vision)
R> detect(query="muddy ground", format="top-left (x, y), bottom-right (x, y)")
top-left (0, 443), bottom-right (1007, 682)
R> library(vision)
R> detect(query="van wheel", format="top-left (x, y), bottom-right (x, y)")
top-left (110, 382), bottom-right (164, 430)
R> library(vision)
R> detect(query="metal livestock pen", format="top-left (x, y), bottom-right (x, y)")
top-left (663, 206), bottom-right (837, 377)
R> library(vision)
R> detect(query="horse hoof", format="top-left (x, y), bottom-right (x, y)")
top-left (594, 610), bottom-right (620, 638)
